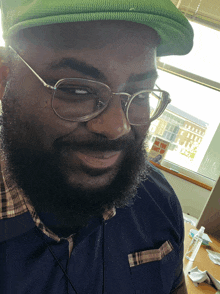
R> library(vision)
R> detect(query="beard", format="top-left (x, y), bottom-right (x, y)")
top-left (1, 88), bottom-right (150, 236)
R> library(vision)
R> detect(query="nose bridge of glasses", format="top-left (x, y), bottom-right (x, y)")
top-left (113, 92), bottom-right (131, 98)
top-left (112, 92), bottom-right (131, 107)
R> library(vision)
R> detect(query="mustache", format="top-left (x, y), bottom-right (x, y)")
top-left (54, 135), bottom-right (137, 152)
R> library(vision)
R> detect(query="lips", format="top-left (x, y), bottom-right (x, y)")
top-left (75, 151), bottom-right (121, 169)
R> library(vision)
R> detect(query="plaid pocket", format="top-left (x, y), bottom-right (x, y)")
top-left (128, 240), bottom-right (173, 267)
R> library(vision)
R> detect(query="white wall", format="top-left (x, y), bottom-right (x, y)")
top-left (198, 123), bottom-right (220, 181)
top-left (160, 170), bottom-right (211, 219)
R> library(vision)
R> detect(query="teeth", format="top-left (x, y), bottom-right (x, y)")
top-left (84, 152), bottom-right (118, 159)
top-left (75, 151), bottom-right (121, 169)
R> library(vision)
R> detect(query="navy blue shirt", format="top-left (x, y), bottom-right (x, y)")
top-left (0, 164), bottom-right (184, 293)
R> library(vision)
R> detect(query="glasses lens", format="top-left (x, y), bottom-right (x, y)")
top-left (127, 91), bottom-right (161, 125)
top-left (52, 79), bottom-right (110, 121)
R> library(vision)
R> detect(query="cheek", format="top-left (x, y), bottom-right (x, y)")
top-left (133, 124), bottom-right (150, 143)
top-left (6, 71), bottom-right (53, 122)
top-left (3, 81), bottom-right (79, 150)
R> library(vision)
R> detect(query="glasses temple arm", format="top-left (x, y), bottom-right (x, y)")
top-left (9, 46), bottom-right (54, 90)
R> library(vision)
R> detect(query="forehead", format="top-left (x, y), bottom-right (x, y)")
top-left (14, 20), bottom-right (160, 51)
top-left (11, 21), bottom-right (159, 89)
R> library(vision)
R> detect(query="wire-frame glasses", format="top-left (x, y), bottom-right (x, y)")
top-left (9, 46), bottom-right (171, 126)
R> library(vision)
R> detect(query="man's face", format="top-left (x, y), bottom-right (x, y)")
top-left (1, 21), bottom-right (158, 232)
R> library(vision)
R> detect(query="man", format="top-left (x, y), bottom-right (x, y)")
top-left (0, 0), bottom-right (193, 293)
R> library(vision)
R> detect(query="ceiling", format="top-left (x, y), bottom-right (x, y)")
top-left (171, 0), bottom-right (220, 31)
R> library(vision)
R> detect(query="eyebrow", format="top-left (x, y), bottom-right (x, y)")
top-left (48, 58), bottom-right (106, 81)
top-left (47, 58), bottom-right (158, 83)
top-left (127, 70), bottom-right (158, 83)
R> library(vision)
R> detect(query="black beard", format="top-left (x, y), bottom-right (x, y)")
top-left (1, 89), bottom-right (150, 237)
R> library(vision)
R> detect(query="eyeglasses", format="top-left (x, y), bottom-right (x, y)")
top-left (9, 46), bottom-right (171, 126)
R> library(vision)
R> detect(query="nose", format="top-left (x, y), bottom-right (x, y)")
top-left (86, 95), bottom-right (131, 140)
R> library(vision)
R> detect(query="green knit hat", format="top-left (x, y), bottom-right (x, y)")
top-left (0, 0), bottom-right (194, 56)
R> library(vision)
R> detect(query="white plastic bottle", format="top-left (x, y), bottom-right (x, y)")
top-left (185, 226), bottom-right (205, 262)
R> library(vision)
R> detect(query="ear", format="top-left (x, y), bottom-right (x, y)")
top-left (0, 47), bottom-right (10, 101)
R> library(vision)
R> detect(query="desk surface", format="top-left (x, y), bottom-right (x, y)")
top-left (184, 222), bottom-right (220, 293)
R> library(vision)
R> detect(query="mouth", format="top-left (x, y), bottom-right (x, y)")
top-left (75, 151), bottom-right (122, 169)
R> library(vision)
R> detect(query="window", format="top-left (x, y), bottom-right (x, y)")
top-left (152, 69), bottom-right (219, 180)
top-left (151, 21), bottom-right (220, 182)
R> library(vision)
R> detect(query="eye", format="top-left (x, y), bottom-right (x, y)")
top-left (134, 92), bottom-right (149, 101)
top-left (137, 92), bottom-right (150, 99)
top-left (74, 89), bottom-right (89, 95)
top-left (58, 85), bottom-right (93, 95)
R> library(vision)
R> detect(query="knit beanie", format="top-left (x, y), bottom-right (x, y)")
top-left (0, 0), bottom-right (194, 56)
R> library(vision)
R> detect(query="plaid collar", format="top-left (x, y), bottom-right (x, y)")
top-left (0, 157), bottom-right (116, 242)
